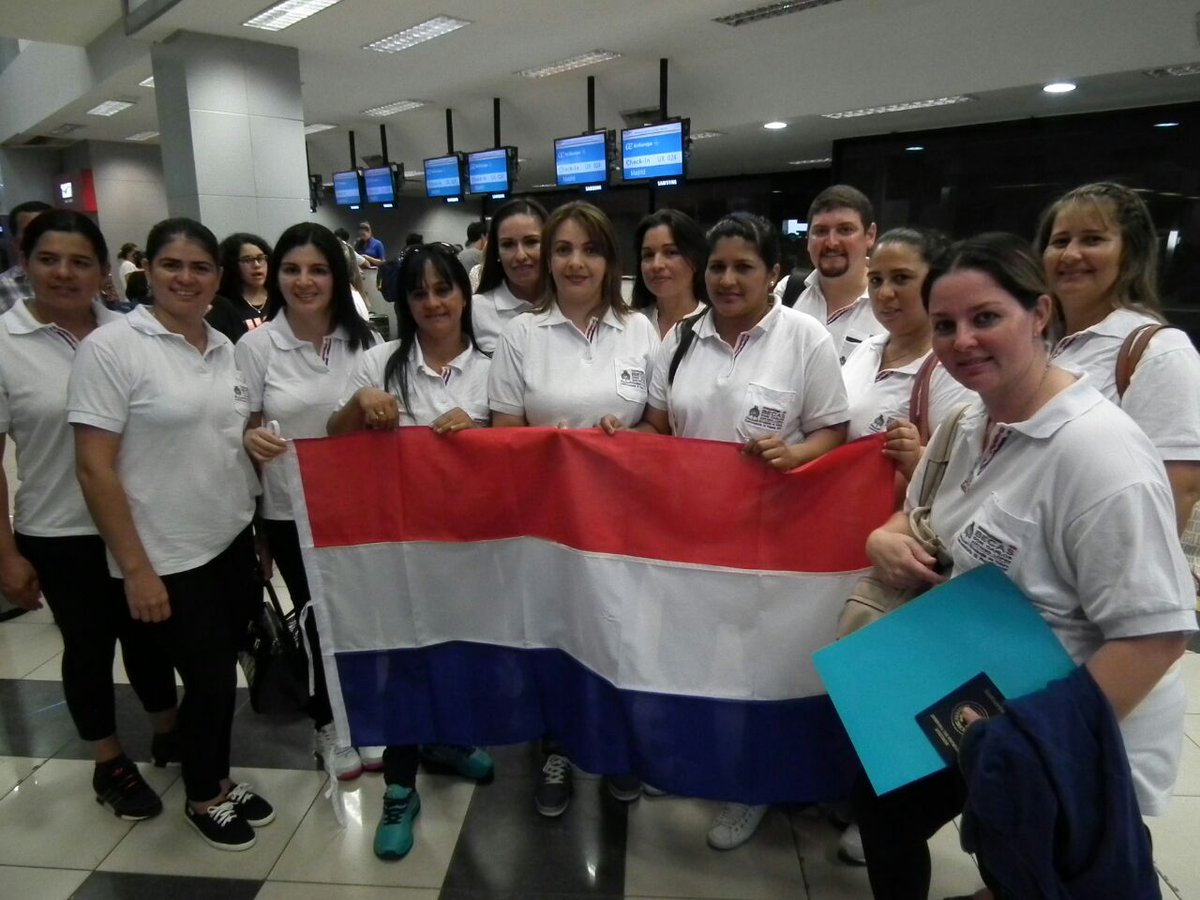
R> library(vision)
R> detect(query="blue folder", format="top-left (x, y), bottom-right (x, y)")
top-left (813, 565), bottom-right (1075, 795)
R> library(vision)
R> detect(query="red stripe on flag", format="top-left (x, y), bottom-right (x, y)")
top-left (293, 429), bottom-right (894, 573)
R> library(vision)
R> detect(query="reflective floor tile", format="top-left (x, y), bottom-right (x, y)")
top-left (72, 871), bottom-right (263, 899)
top-left (0, 864), bottom-right (88, 899)
top-left (0, 755), bottom-right (43, 798)
top-left (1184, 652), bottom-right (1199, 715)
top-left (0, 679), bottom-right (79, 757)
top-left (0, 622), bottom-right (63, 677)
top-left (0, 758), bottom-right (178, 869)
top-left (624, 797), bottom-right (805, 899)
top-left (99, 766), bottom-right (323, 880)
top-left (1185, 714), bottom-right (1199, 748)
top-left (1150, 795), bottom-right (1200, 899)
top-left (269, 772), bottom-right (473, 887)
top-left (1172, 728), bottom-right (1200, 797)
top-left (256, 883), bottom-right (439, 900)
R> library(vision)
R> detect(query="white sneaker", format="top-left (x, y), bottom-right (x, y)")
top-left (837, 821), bottom-right (867, 865)
top-left (314, 724), bottom-right (363, 780)
top-left (359, 746), bottom-right (385, 772)
top-left (706, 802), bottom-right (768, 850)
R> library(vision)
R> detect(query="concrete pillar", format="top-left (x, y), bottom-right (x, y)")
top-left (151, 31), bottom-right (309, 243)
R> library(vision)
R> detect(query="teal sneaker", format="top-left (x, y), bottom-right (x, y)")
top-left (374, 785), bottom-right (420, 860)
top-left (420, 744), bottom-right (495, 783)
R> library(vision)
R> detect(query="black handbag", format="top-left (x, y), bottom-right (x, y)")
top-left (238, 579), bottom-right (309, 714)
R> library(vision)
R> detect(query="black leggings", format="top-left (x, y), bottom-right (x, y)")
top-left (154, 527), bottom-right (258, 802)
top-left (15, 532), bottom-right (177, 742)
top-left (260, 518), bottom-right (333, 726)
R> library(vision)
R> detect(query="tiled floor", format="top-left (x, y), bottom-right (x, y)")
top-left (0, 598), bottom-right (1196, 900)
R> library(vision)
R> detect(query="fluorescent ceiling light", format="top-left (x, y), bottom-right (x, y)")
top-left (244, 0), bottom-right (342, 31)
top-left (361, 99), bottom-right (428, 117)
top-left (690, 130), bottom-right (725, 140)
top-left (364, 15), bottom-right (470, 52)
top-left (1155, 121), bottom-right (1181, 128)
top-left (763, 121), bottom-right (788, 130)
top-left (1144, 63), bottom-right (1200, 78)
top-left (139, 76), bottom-right (154, 88)
top-left (1042, 81), bottom-right (1076, 94)
top-left (87, 100), bottom-right (134, 117)
top-left (406, 171), bottom-right (424, 179)
top-left (821, 95), bottom-right (972, 119)
top-left (49, 123), bottom-right (83, 136)
top-left (304, 123), bottom-right (337, 134)
top-left (532, 183), bottom-right (556, 189)
top-left (126, 131), bottom-right (159, 142)
top-left (714, 0), bottom-right (845, 26)
top-left (788, 158), bottom-right (832, 166)
top-left (517, 50), bottom-right (621, 78)
top-left (906, 145), bottom-right (925, 151)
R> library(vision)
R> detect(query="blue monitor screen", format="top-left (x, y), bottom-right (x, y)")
top-left (555, 132), bottom-right (608, 187)
top-left (621, 121), bottom-right (685, 182)
top-left (467, 148), bottom-right (511, 195)
top-left (363, 166), bottom-right (395, 204)
top-left (424, 155), bottom-right (463, 198)
top-left (333, 170), bottom-right (362, 206)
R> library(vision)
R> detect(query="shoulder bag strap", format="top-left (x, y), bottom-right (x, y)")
top-left (667, 310), bottom-right (705, 386)
top-left (1115, 323), bottom-right (1170, 399)
top-left (913, 404), bottom-right (970, 508)
top-left (908, 352), bottom-right (940, 445)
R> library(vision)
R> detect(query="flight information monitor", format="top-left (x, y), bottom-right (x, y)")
top-left (620, 120), bottom-right (688, 186)
top-left (554, 131), bottom-right (609, 190)
top-left (363, 165), bottom-right (400, 205)
top-left (423, 154), bottom-right (464, 200)
top-left (333, 170), bottom-right (363, 207)
top-left (466, 147), bottom-right (514, 197)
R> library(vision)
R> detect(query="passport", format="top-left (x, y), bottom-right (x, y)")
top-left (915, 672), bottom-right (1006, 765)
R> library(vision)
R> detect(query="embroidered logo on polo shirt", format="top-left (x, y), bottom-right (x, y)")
top-left (233, 383), bottom-right (250, 406)
top-left (744, 404), bottom-right (785, 432)
top-left (867, 413), bottom-right (887, 434)
top-left (956, 521), bottom-right (1018, 572)
top-left (620, 368), bottom-right (647, 392)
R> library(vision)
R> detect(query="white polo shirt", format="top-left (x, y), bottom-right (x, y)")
top-left (489, 305), bottom-right (658, 428)
top-left (1051, 307), bottom-right (1200, 461)
top-left (67, 305), bottom-right (259, 577)
top-left (640, 302), bottom-right (704, 340)
top-left (910, 376), bottom-right (1197, 816)
top-left (343, 339), bottom-right (492, 428)
top-left (793, 270), bottom-right (882, 364)
top-left (235, 313), bottom-right (379, 520)
top-left (842, 335), bottom-right (975, 440)
top-left (646, 303), bottom-right (848, 444)
top-left (0, 299), bottom-right (121, 536)
top-left (472, 282), bottom-right (534, 355)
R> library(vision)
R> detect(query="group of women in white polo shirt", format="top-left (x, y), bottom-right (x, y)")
top-left (0, 179), bottom-right (1196, 893)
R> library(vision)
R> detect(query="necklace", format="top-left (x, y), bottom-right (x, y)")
top-left (244, 292), bottom-right (267, 313)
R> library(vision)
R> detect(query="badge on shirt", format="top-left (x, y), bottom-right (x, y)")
top-left (614, 357), bottom-right (648, 402)
top-left (956, 521), bottom-right (1018, 572)
top-left (915, 671), bottom-right (1006, 765)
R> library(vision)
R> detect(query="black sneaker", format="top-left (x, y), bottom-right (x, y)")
top-left (226, 782), bottom-right (275, 827)
top-left (535, 753), bottom-right (572, 817)
top-left (93, 757), bottom-right (163, 820)
top-left (605, 774), bottom-right (642, 802)
top-left (184, 800), bottom-right (256, 851)
top-left (151, 729), bottom-right (181, 768)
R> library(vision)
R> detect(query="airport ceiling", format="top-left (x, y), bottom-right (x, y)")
top-left (3, 0), bottom-right (1200, 190)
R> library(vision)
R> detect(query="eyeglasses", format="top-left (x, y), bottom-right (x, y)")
top-left (238, 254), bottom-right (269, 266)
top-left (399, 242), bottom-right (458, 258)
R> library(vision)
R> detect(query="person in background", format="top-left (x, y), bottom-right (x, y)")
top-left (0, 200), bottom-right (54, 313)
top-left (458, 219), bottom-right (487, 279)
top-left (328, 243), bottom-right (495, 861)
top-left (472, 198), bottom-right (547, 354)
top-left (0, 210), bottom-right (178, 821)
top-left (70, 217), bottom-right (274, 852)
top-left (356, 222), bottom-right (385, 267)
top-left (630, 208), bottom-right (708, 339)
top-left (488, 200), bottom-right (658, 816)
top-left (206, 232), bottom-right (273, 343)
top-left (113, 243), bottom-right (140, 299)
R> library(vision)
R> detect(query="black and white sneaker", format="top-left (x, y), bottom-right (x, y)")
top-left (184, 800), bottom-right (256, 851)
top-left (534, 753), bottom-right (573, 817)
top-left (226, 782), bottom-right (275, 827)
top-left (93, 757), bottom-right (162, 820)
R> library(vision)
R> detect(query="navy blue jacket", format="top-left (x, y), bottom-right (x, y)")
top-left (959, 665), bottom-right (1158, 900)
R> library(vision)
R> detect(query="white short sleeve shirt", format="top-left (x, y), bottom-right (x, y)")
top-left (472, 282), bottom-right (534, 355)
top-left (908, 377), bottom-right (1197, 815)
top-left (0, 300), bottom-right (121, 536)
top-left (1051, 307), bottom-right (1200, 461)
top-left (342, 340), bottom-right (492, 428)
top-left (793, 270), bottom-right (882, 364)
top-left (67, 305), bottom-right (259, 577)
top-left (235, 313), bottom-right (379, 520)
top-left (488, 305), bottom-right (658, 429)
top-left (841, 335), bottom-right (975, 440)
top-left (646, 303), bottom-right (849, 444)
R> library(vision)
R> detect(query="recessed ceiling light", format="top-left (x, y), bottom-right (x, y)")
top-left (87, 100), bottom-right (135, 117)
top-left (1155, 121), bottom-right (1180, 128)
top-left (532, 183), bottom-right (556, 189)
top-left (1042, 82), bottom-right (1076, 94)
top-left (714, 0), bottom-right (846, 26)
top-left (822, 95), bottom-right (972, 119)
top-left (1144, 62), bottom-right (1200, 78)
top-left (304, 123), bottom-right (337, 134)
top-left (126, 131), bottom-right (159, 142)
top-left (906, 145), bottom-right (925, 151)
top-left (788, 157), bottom-right (832, 166)
top-left (517, 50), bottom-right (621, 78)
top-left (139, 76), bottom-right (155, 88)
top-left (363, 15), bottom-right (470, 52)
top-left (244, 0), bottom-right (343, 31)
top-left (690, 130), bottom-right (725, 140)
top-left (361, 99), bottom-right (428, 117)
top-left (763, 121), bottom-right (788, 130)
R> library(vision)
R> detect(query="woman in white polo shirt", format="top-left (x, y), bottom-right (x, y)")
top-left (622, 211), bottom-right (848, 851)
top-left (1035, 182), bottom-right (1200, 533)
top-left (630, 208), bottom-right (707, 339)
top-left (0, 210), bottom-right (177, 821)
top-left (471, 198), bottom-right (547, 354)
top-left (69, 218), bottom-right (274, 853)
top-left (488, 200), bottom-right (658, 816)
top-left (857, 233), bottom-right (1195, 900)
top-left (235, 222), bottom-right (379, 782)
top-left (328, 243), bottom-right (495, 862)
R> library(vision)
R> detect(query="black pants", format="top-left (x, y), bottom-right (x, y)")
top-left (15, 533), bottom-right (177, 742)
top-left (154, 527), bottom-right (257, 802)
top-left (260, 518), bottom-right (333, 726)
top-left (383, 745), bottom-right (419, 787)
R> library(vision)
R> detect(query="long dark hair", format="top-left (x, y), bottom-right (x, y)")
top-left (266, 222), bottom-right (374, 351)
top-left (476, 197), bottom-right (548, 295)
top-left (383, 244), bottom-right (476, 417)
top-left (535, 201), bottom-right (627, 316)
top-left (630, 208), bottom-right (708, 309)
top-left (217, 232), bottom-right (271, 302)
